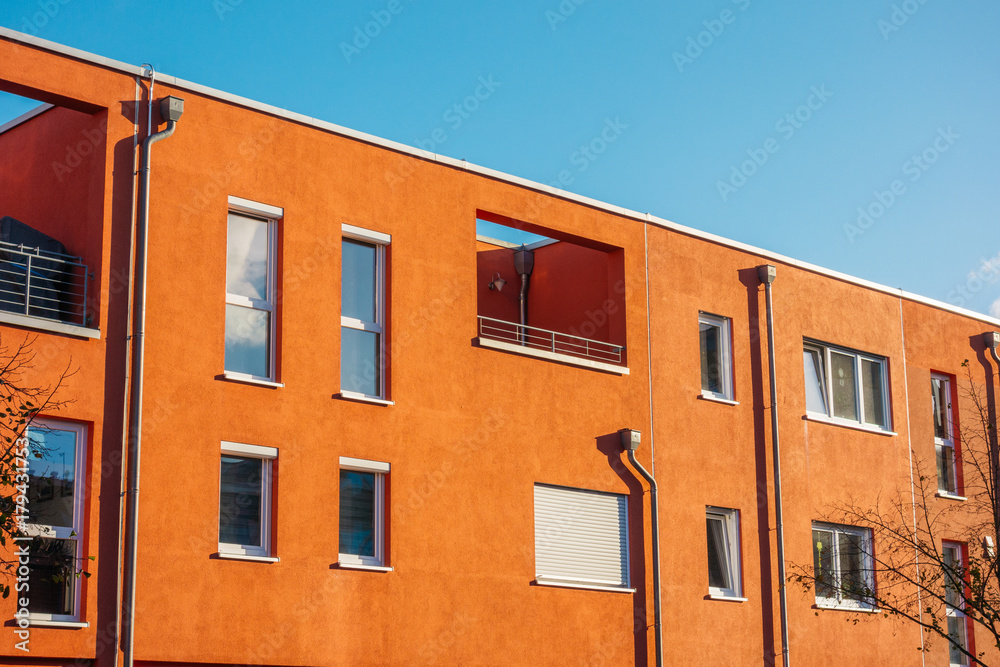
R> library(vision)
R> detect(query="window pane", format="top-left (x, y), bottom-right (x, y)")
top-left (341, 326), bottom-right (380, 396)
top-left (700, 322), bottom-right (722, 394)
top-left (225, 304), bottom-right (270, 377)
top-left (706, 516), bottom-right (731, 589)
top-left (948, 616), bottom-right (969, 665)
top-left (861, 359), bottom-right (886, 427)
top-left (340, 470), bottom-right (375, 557)
top-left (219, 456), bottom-right (263, 547)
top-left (838, 531), bottom-right (866, 601)
top-left (803, 349), bottom-right (827, 414)
top-left (27, 537), bottom-right (75, 616)
top-left (342, 239), bottom-right (376, 323)
top-left (813, 529), bottom-right (835, 599)
top-left (938, 444), bottom-right (957, 494)
top-left (943, 546), bottom-right (962, 608)
top-left (932, 377), bottom-right (949, 440)
top-left (227, 214), bottom-right (269, 301)
top-left (26, 425), bottom-right (77, 528)
top-left (830, 352), bottom-right (858, 421)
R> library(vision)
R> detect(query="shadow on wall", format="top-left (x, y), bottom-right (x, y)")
top-left (596, 432), bottom-right (650, 665)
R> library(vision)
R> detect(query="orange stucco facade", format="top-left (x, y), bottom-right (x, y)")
top-left (1, 29), bottom-right (999, 666)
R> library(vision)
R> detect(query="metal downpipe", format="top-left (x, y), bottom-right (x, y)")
top-left (122, 98), bottom-right (181, 667)
top-left (984, 332), bottom-right (1000, 545)
top-left (622, 431), bottom-right (662, 667)
top-left (760, 265), bottom-right (790, 667)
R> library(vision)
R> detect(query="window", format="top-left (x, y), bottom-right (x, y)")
top-left (218, 442), bottom-right (276, 559)
top-left (803, 340), bottom-right (890, 430)
top-left (812, 522), bottom-right (874, 609)
top-left (225, 197), bottom-right (280, 383)
top-left (943, 542), bottom-right (971, 666)
top-left (933, 374), bottom-right (961, 496)
top-left (699, 313), bottom-right (733, 400)
top-left (533, 483), bottom-right (630, 591)
top-left (338, 457), bottom-right (389, 569)
top-left (22, 419), bottom-right (87, 622)
top-left (706, 507), bottom-right (742, 598)
top-left (341, 225), bottom-right (390, 401)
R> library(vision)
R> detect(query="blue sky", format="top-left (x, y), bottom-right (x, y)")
top-left (2, 1), bottom-right (998, 318)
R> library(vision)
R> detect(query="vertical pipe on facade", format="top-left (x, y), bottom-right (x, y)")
top-left (122, 96), bottom-right (179, 667)
top-left (513, 247), bottom-right (533, 345)
top-left (759, 265), bottom-right (790, 667)
top-left (899, 298), bottom-right (928, 665)
top-left (624, 446), bottom-right (662, 667)
top-left (984, 332), bottom-right (1000, 542)
top-left (113, 73), bottom-right (144, 667)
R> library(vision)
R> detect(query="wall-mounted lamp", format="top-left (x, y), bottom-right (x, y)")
top-left (488, 272), bottom-right (506, 291)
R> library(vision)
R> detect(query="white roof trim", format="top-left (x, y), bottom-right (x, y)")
top-left (0, 103), bottom-right (54, 135)
top-left (3, 27), bottom-right (999, 328)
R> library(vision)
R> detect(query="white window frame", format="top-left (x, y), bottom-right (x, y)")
top-left (933, 373), bottom-right (961, 496)
top-left (706, 507), bottom-right (742, 599)
top-left (943, 541), bottom-right (970, 666)
top-left (218, 441), bottom-right (277, 559)
top-left (698, 312), bottom-right (734, 401)
top-left (812, 522), bottom-right (875, 611)
top-left (803, 340), bottom-right (891, 431)
top-left (224, 197), bottom-right (281, 384)
top-left (22, 418), bottom-right (87, 623)
top-left (340, 224), bottom-right (390, 401)
top-left (533, 483), bottom-right (632, 593)
top-left (338, 456), bottom-right (389, 569)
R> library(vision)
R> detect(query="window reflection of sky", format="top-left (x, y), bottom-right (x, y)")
top-left (28, 427), bottom-right (76, 482)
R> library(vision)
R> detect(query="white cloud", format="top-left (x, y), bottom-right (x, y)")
top-left (991, 296), bottom-right (1000, 320)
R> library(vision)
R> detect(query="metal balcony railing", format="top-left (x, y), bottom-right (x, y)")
top-left (478, 316), bottom-right (624, 366)
top-left (0, 242), bottom-right (90, 327)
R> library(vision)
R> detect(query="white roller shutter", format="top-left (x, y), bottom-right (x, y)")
top-left (534, 483), bottom-right (630, 588)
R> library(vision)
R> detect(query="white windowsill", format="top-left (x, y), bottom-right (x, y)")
top-left (476, 337), bottom-right (629, 375)
top-left (936, 492), bottom-right (968, 501)
top-left (534, 578), bottom-right (635, 594)
top-left (222, 371), bottom-right (284, 388)
top-left (213, 552), bottom-right (280, 563)
top-left (0, 312), bottom-right (100, 339)
top-left (815, 603), bottom-right (879, 613)
top-left (335, 561), bottom-right (393, 572)
top-left (708, 594), bottom-right (748, 602)
top-left (699, 393), bottom-right (739, 406)
top-left (803, 414), bottom-right (896, 437)
top-left (337, 390), bottom-right (394, 406)
top-left (25, 619), bottom-right (89, 628)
